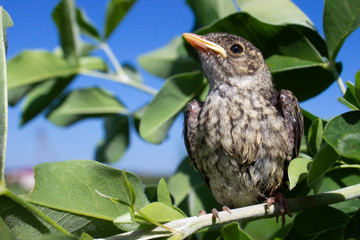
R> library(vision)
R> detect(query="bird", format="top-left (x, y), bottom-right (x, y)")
top-left (182, 32), bottom-right (304, 225)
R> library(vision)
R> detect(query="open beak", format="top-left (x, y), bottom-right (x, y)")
top-left (183, 33), bottom-right (227, 58)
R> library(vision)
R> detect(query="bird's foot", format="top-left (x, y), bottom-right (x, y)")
top-left (266, 192), bottom-right (292, 227)
top-left (198, 206), bottom-right (232, 224)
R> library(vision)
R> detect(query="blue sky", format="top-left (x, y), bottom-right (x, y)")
top-left (3, 0), bottom-right (360, 175)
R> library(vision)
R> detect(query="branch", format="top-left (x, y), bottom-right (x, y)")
top-left (97, 183), bottom-right (360, 240)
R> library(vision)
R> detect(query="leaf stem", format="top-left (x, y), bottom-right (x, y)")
top-left (99, 42), bottom-right (125, 76)
top-left (80, 69), bottom-right (158, 95)
top-left (99, 183), bottom-right (360, 240)
top-left (4, 189), bottom-right (73, 236)
top-left (0, 7), bottom-right (8, 184)
top-left (337, 76), bottom-right (346, 95)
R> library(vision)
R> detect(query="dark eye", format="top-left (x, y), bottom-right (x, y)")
top-left (230, 44), bottom-right (244, 54)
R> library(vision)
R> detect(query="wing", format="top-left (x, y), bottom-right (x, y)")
top-left (278, 90), bottom-right (304, 158)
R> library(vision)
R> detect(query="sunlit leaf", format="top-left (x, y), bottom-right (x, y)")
top-left (308, 118), bottom-right (324, 155)
top-left (121, 169), bottom-right (137, 206)
top-left (139, 72), bottom-right (206, 144)
top-left (53, 0), bottom-right (80, 61)
top-left (323, 111), bottom-right (360, 160)
top-left (237, 0), bottom-right (314, 28)
top-left (135, 202), bottom-right (186, 223)
top-left (323, 0), bottom-right (360, 61)
top-left (27, 160), bottom-right (149, 220)
top-left (288, 158), bottom-right (312, 190)
top-left (307, 143), bottom-right (339, 188)
top-left (139, 37), bottom-right (199, 79)
top-left (187, 0), bottom-right (236, 30)
top-left (157, 178), bottom-right (172, 206)
top-left (76, 8), bottom-right (100, 40)
top-left (355, 71), bottom-right (360, 104)
top-left (47, 87), bottom-right (128, 126)
top-left (221, 222), bottom-right (253, 240)
top-left (104, 0), bottom-right (136, 39)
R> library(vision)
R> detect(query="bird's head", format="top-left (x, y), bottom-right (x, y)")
top-left (183, 32), bottom-right (273, 93)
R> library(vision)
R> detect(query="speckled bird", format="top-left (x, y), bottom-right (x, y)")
top-left (183, 32), bottom-right (304, 215)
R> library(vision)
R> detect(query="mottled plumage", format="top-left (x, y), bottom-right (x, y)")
top-left (183, 32), bottom-right (303, 208)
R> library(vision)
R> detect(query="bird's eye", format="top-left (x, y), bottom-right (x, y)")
top-left (230, 44), bottom-right (244, 54)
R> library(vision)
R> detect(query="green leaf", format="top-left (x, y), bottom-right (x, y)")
top-left (288, 158), bottom-right (312, 190)
top-left (187, 0), bottom-right (236, 30)
top-left (339, 81), bottom-right (360, 110)
top-left (52, 0), bottom-right (80, 61)
top-left (266, 55), bottom-right (325, 73)
top-left (104, 0), bottom-right (136, 39)
top-left (168, 158), bottom-right (220, 216)
top-left (237, 0), bottom-right (314, 29)
top-left (139, 72), bottom-right (206, 144)
top-left (113, 212), bottom-right (140, 232)
top-left (221, 222), bottom-right (253, 240)
top-left (344, 208), bottom-right (360, 239)
top-left (307, 143), bottom-right (339, 188)
top-left (47, 87), bottom-right (128, 127)
top-left (76, 8), bottom-right (100, 40)
top-left (7, 51), bottom-right (80, 90)
top-left (27, 160), bottom-right (149, 220)
top-left (123, 63), bottom-right (142, 82)
top-left (121, 169), bottom-right (137, 206)
top-left (139, 36), bottom-right (199, 79)
top-left (338, 97), bottom-right (359, 110)
top-left (20, 76), bottom-right (74, 126)
top-left (323, 0), bottom-right (360, 61)
top-left (0, 216), bottom-right (16, 240)
top-left (355, 71), bottom-right (360, 104)
top-left (96, 115), bottom-right (129, 163)
top-left (293, 206), bottom-right (348, 237)
top-left (308, 118), bottom-right (324, 155)
top-left (35, 234), bottom-right (78, 240)
top-left (1, 7), bottom-right (14, 55)
top-left (135, 202), bottom-right (186, 223)
top-left (0, 195), bottom-right (121, 240)
top-left (323, 111), bottom-right (360, 160)
top-left (157, 178), bottom-right (172, 206)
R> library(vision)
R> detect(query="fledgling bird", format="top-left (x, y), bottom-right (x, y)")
top-left (183, 32), bottom-right (304, 223)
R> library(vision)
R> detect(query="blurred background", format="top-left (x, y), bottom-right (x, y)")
top-left (3, 0), bottom-right (359, 191)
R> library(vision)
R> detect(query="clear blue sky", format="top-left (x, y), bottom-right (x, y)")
top-left (3, 0), bottom-right (360, 175)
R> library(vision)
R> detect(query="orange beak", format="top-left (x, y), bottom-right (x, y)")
top-left (183, 33), bottom-right (227, 58)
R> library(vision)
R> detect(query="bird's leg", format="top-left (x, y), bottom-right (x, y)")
top-left (198, 206), bottom-right (232, 224)
top-left (266, 192), bottom-right (292, 227)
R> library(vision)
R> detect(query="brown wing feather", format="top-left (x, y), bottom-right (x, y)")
top-left (278, 89), bottom-right (304, 158)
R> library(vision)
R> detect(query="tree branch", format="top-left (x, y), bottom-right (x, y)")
top-left (97, 183), bottom-right (360, 240)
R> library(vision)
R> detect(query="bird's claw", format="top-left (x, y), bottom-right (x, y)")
top-left (266, 193), bottom-right (291, 227)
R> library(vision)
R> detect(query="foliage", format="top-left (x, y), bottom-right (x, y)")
top-left (0, 0), bottom-right (360, 240)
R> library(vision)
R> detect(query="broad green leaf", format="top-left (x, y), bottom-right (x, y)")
top-left (96, 115), bottom-right (129, 163)
top-left (323, 111), bottom-right (360, 160)
top-left (168, 158), bottom-right (220, 216)
top-left (76, 8), bottom-right (100, 40)
top-left (20, 76), bottom-right (74, 126)
top-left (53, 0), bottom-right (80, 61)
top-left (307, 143), bottom-right (339, 188)
top-left (139, 72), bottom-right (206, 144)
top-left (139, 37), bottom-right (199, 79)
top-left (20, 56), bottom-right (107, 126)
top-left (47, 87), bottom-right (128, 127)
top-left (301, 109), bottom-right (321, 133)
top-left (157, 178), bottom-right (172, 206)
top-left (135, 202), bottom-right (186, 223)
top-left (308, 118), bottom-right (324, 155)
top-left (341, 81), bottom-right (360, 110)
top-left (0, 216), bottom-right (16, 240)
top-left (266, 55), bottom-right (325, 73)
top-left (187, 0), bottom-right (236, 30)
top-left (80, 233), bottom-right (94, 240)
top-left (104, 0), bottom-right (136, 39)
top-left (121, 169), bottom-right (136, 206)
top-left (237, 0), bottom-right (314, 29)
top-left (28, 160), bottom-right (149, 220)
top-left (288, 158), bottom-right (312, 190)
top-left (7, 51), bottom-right (79, 90)
top-left (221, 222), bottom-right (252, 240)
top-left (293, 206), bottom-right (348, 237)
top-left (0, 196), bottom-right (121, 240)
top-left (323, 0), bottom-right (360, 61)
top-left (355, 71), bottom-right (360, 104)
